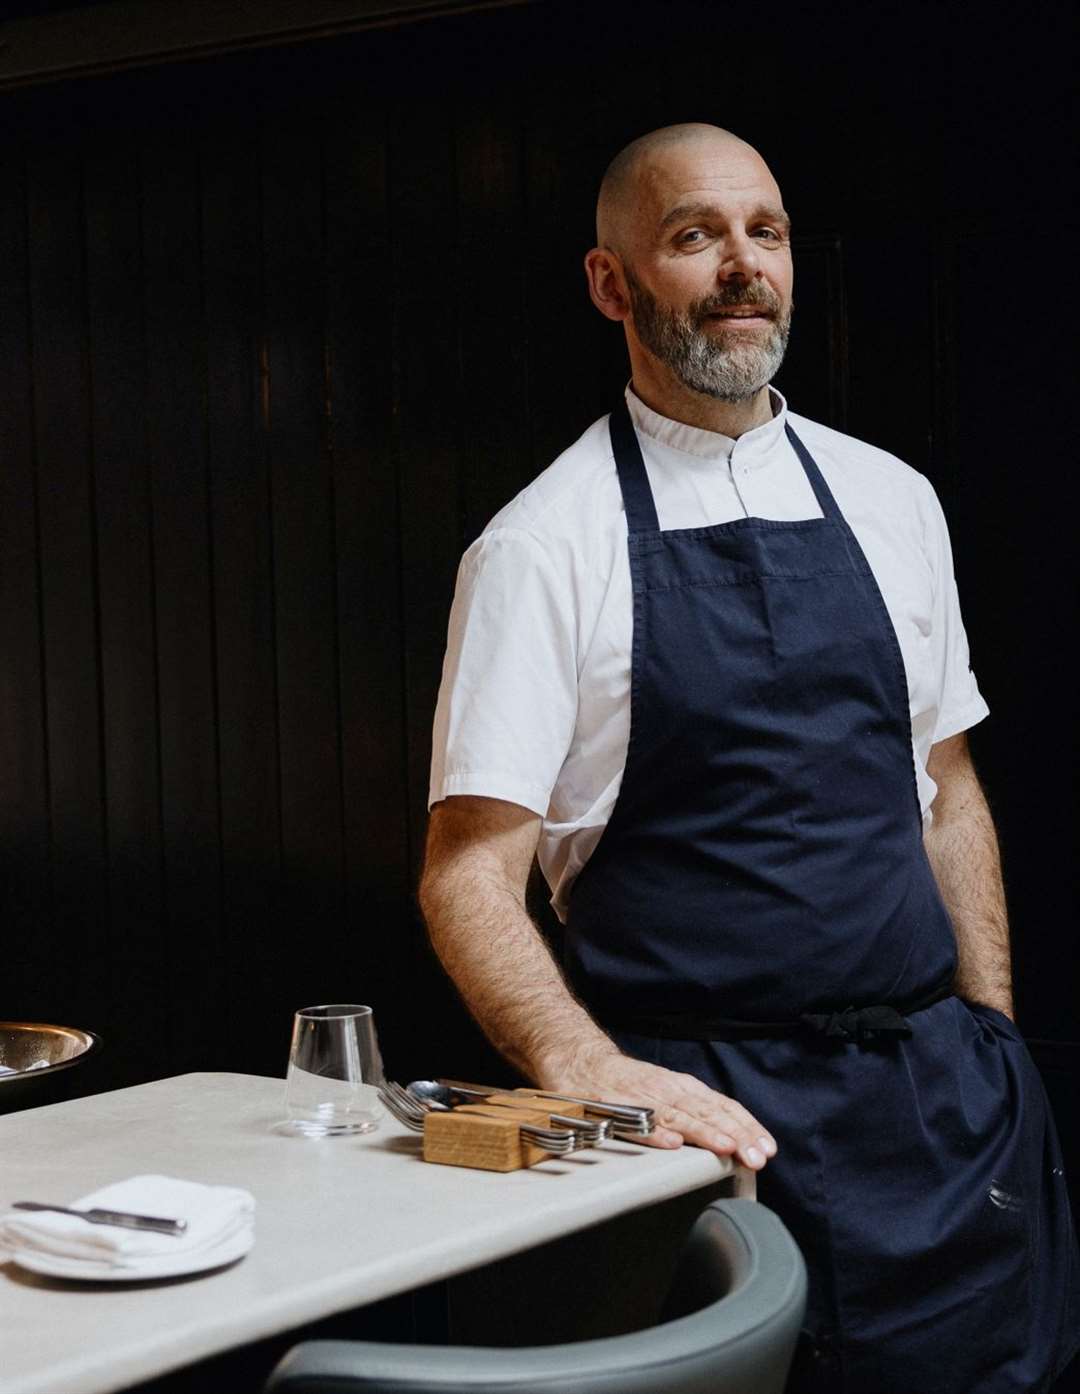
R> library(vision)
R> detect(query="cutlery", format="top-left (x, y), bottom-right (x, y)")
top-left (378, 1081), bottom-right (583, 1156)
top-left (11, 1202), bottom-right (188, 1235)
top-left (437, 1077), bottom-right (655, 1137)
top-left (407, 1080), bottom-right (609, 1143)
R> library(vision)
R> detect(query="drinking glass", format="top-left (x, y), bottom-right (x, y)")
top-left (283, 1004), bottom-right (384, 1136)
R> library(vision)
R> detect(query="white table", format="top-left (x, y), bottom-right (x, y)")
top-left (0, 1073), bottom-right (740, 1394)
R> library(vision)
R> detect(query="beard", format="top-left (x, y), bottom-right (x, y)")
top-left (625, 270), bottom-right (791, 403)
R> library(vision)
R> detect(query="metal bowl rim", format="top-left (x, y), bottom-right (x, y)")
top-left (0, 1023), bottom-right (102, 1083)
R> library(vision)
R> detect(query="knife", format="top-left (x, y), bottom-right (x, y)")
top-left (438, 1078), bottom-right (655, 1135)
top-left (11, 1202), bottom-right (187, 1235)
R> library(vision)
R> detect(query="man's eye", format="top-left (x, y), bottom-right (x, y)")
top-left (753, 227), bottom-right (781, 240)
top-left (677, 229), bottom-right (705, 244)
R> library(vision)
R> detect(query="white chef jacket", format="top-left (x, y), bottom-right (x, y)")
top-left (429, 385), bottom-right (989, 921)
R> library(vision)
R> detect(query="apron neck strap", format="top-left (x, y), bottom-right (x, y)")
top-left (611, 400), bottom-right (846, 532)
top-left (784, 422), bottom-right (844, 522)
top-left (609, 400), bottom-right (660, 534)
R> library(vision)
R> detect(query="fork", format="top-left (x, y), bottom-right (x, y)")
top-left (383, 1079), bottom-right (583, 1150)
top-left (378, 1081), bottom-right (583, 1156)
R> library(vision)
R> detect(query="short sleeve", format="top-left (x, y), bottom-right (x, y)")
top-left (428, 527), bottom-right (579, 816)
top-left (921, 477), bottom-right (990, 743)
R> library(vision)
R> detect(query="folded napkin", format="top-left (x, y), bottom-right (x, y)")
top-left (0, 1174), bottom-right (255, 1268)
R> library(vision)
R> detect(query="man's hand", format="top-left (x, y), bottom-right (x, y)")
top-left (540, 1038), bottom-right (777, 1168)
top-left (421, 795), bottom-right (776, 1171)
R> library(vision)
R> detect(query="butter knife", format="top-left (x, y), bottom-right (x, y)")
top-left (11, 1201), bottom-right (188, 1235)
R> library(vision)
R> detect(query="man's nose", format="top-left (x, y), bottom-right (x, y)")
top-left (716, 232), bottom-right (762, 282)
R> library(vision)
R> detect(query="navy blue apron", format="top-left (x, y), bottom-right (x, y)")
top-left (564, 401), bottom-right (1079, 1393)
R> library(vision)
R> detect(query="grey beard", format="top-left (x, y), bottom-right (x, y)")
top-left (626, 274), bottom-right (791, 403)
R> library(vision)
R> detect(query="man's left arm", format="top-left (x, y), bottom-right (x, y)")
top-left (923, 731), bottom-right (1013, 1019)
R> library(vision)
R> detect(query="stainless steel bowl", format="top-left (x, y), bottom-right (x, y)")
top-left (0, 1022), bottom-right (103, 1115)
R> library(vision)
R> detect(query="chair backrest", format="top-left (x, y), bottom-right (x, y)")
top-left (663, 1195), bottom-right (765, 1320)
top-left (266, 1197), bottom-right (807, 1394)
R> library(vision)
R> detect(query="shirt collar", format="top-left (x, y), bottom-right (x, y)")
top-left (624, 382), bottom-right (789, 469)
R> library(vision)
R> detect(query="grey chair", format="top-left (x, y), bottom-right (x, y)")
top-left (265, 1197), bottom-right (806, 1394)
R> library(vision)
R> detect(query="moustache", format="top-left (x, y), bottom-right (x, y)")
top-left (691, 290), bottom-right (780, 323)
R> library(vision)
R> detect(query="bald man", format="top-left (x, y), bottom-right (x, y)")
top-left (423, 125), bottom-right (1079, 1392)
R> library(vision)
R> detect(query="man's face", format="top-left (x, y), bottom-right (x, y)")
top-left (620, 141), bottom-right (794, 403)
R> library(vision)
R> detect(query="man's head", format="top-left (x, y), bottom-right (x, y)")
top-left (586, 123), bottom-right (793, 409)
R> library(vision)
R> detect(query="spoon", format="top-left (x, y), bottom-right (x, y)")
top-left (407, 1080), bottom-right (609, 1141)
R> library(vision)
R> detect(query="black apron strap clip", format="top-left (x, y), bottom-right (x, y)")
top-left (799, 1003), bottom-right (913, 1043)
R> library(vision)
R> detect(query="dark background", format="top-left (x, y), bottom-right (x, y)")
top-left (2, 0), bottom-right (1076, 1134)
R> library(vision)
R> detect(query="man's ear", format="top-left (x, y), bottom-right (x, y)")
top-left (584, 247), bottom-right (631, 323)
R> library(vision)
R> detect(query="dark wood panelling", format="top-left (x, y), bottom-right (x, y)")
top-left (83, 115), bottom-right (169, 1075)
top-left (0, 126), bottom-right (52, 1000)
top-left (260, 72), bottom-right (345, 989)
top-left (455, 84), bottom-right (532, 545)
top-left (26, 112), bottom-right (109, 1023)
top-left (1, 0), bottom-right (1074, 1101)
top-left (141, 79), bottom-right (223, 1071)
top-left (322, 52), bottom-right (412, 973)
top-left (522, 49), bottom-right (617, 470)
top-left (390, 29), bottom-right (466, 875)
top-left (201, 70), bottom-right (284, 1072)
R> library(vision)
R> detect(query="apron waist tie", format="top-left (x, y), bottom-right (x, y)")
top-left (799, 1001), bottom-right (916, 1042)
top-left (597, 980), bottom-right (954, 1043)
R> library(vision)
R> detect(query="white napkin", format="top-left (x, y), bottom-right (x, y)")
top-left (0, 1174), bottom-right (255, 1268)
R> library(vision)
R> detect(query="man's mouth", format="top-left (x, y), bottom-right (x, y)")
top-left (706, 307), bottom-right (773, 320)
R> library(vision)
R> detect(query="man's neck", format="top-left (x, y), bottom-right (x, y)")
top-left (628, 365), bottom-right (775, 439)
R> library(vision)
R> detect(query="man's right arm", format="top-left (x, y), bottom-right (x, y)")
top-left (419, 794), bottom-right (776, 1170)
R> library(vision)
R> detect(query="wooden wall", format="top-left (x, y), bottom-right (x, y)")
top-left (2, 0), bottom-right (1075, 1098)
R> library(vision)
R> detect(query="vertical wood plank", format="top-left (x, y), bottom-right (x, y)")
top-left (141, 81), bottom-right (222, 1068)
top-left (389, 30), bottom-right (465, 876)
top-left (83, 111), bottom-right (169, 1077)
top-left (323, 48), bottom-right (412, 961)
top-left (25, 106), bottom-right (108, 1023)
top-left (201, 68), bottom-right (285, 1070)
top-left (454, 86), bottom-right (532, 544)
top-left (0, 97), bottom-right (53, 1006)
top-left (260, 71), bottom-right (344, 996)
top-left (522, 48), bottom-right (610, 472)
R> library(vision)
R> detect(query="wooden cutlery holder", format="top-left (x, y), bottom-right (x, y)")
top-left (421, 1093), bottom-right (586, 1172)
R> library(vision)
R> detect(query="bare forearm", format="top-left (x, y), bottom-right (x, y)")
top-left (419, 855), bottom-right (614, 1085)
top-left (923, 756), bottom-right (1013, 1017)
top-left (418, 797), bottom-right (775, 1166)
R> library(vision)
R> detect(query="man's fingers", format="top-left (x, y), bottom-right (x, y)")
top-left (673, 1072), bottom-right (773, 1137)
top-left (651, 1101), bottom-right (765, 1167)
top-left (663, 1077), bottom-right (777, 1166)
top-left (712, 1103), bottom-right (777, 1164)
top-left (553, 1053), bottom-right (777, 1167)
top-left (607, 1097), bottom-right (731, 1157)
top-left (644, 1127), bottom-right (684, 1149)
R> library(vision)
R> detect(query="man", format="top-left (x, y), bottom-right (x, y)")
top-left (421, 124), bottom-right (1078, 1392)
